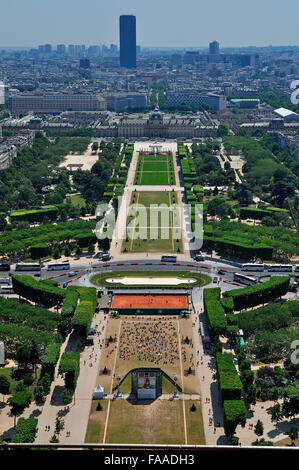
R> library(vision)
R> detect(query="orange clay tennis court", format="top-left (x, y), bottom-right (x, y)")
top-left (112, 294), bottom-right (188, 310)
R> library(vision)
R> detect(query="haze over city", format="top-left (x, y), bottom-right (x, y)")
top-left (1, 0), bottom-right (299, 48)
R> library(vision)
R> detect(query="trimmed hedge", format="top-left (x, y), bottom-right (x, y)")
top-left (203, 288), bottom-right (227, 338)
top-left (12, 275), bottom-right (66, 308)
top-left (223, 276), bottom-right (290, 311)
top-left (223, 400), bottom-right (246, 437)
top-left (59, 351), bottom-right (80, 391)
top-left (10, 206), bottom-right (58, 223)
top-left (71, 287), bottom-right (97, 337)
top-left (41, 343), bottom-right (61, 381)
top-left (216, 353), bottom-right (243, 404)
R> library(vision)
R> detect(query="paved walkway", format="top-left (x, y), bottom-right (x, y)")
top-left (34, 310), bottom-right (109, 444)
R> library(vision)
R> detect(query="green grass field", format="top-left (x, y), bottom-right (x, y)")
top-left (134, 152), bottom-right (175, 186)
top-left (122, 191), bottom-right (182, 253)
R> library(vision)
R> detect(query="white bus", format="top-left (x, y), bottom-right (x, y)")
top-left (15, 263), bottom-right (41, 271)
top-left (241, 263), bottom-right (265, 272)
top-left (0, 278), bottom-right (11, 285)
top-left (0, 286), bottom-right (14, 293)
top-left (161, 255), bottom-right (177, 263)
top-left (294, 265), bottom-right (299, 273)
top-left (47, 261), bottom-right (70, 271)
top-left (267, 264), bottom-right (293, 272)
top-left (233, 273), bottom-right (258, 286)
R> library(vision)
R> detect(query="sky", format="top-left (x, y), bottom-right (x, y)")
top-left (0, 0), bottom-right (299, 48)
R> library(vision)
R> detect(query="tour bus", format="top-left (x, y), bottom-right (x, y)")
top-left (47, 261), bottom-right (70, 271)
top-left (233, 272), bottom-right (258, 286)
top-left (241, 263), bottom-right (264, 272)
top-left (0, 285), bottom-right (14, 293)
top-left (267, 264), bottom-right (293, 272)
top-left (0, 263), bottom-right (10, 271)
top-left (161, 255), bottom-right (177, 263)
top-left (295, 265), bottom-right (299, 273)
top-left (15, 263), bottom-right (41, 271)
top-left (0, 277), bottom-right (12, 285)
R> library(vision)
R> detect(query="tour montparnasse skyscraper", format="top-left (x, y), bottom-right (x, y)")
top-left (119, 15), bottom-right (136, 68)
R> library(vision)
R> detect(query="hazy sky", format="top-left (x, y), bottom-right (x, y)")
top-left (1, 0), bottom-right (299, 48)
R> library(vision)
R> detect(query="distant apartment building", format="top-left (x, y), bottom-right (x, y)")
top-left (8, 93), bottom-right (107, 114)
top-left (105, 93), bottom-right (147, 111)
top-left (166, 91), bottom-right (227, 111)
top-left (57, 44), bottom-right (66, 54)
top-left (209, 41), bottom-right (219, 55)
top-left (184, 51), bottom-right (200, 65)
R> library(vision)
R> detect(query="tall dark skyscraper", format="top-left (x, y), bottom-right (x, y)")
top-left (119, 15), bottom-right (136, 68)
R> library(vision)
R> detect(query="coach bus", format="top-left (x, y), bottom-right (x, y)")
top-left (0, 277), bottom-right (11, 285)
top-left (15, 263), bottom-right (41, 272)
top-left (233, 272), bottom-right (258, 286)
top-left (0, 285), bottom-right (14, 293)
top-left (241, 263), bottom-right (264, 272)
top-left (295, 265), bottom-right (299, 273)
top-left (47, 261), bottom-right (70, 271)
top-left (161, 255), bottom-right (177, 263)
top-left (0, 263), bottom-right (10, 271)
top-left (267, 264), bottom-right (293, 272)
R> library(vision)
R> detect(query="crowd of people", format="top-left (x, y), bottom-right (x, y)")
top-left (118, 318), bottom-right (180, 365)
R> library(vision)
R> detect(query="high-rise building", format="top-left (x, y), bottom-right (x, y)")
top-left (57, 44), bottom-right (66, 54)
top-left (209, 41), bottom-right (219, 55)
top-left (119, 15), bottom-right (136, 68)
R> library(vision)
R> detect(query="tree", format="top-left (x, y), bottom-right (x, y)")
top-left (30, 339), bottom-right (40, 376)
top-left (216, 123), bottom-right (229, 137)
top-left (61, 388), bottom-right (72, 405)
top-left (8, 390), bottom-right (32, 427)
top-left (55, 416), bottom-right (65, 436)
top-left (270, 403), bottom-right (283, 429)
top-left (53, 247), bottom-right (61, 260)
top-left (285, 426), bottom-right (298, 446)
top-left (50, 433), bottom-right (59, 443)
top-left (0, 375), bottom-right (10, 402)
top-left (254, 420), bottom-right (264, 441)
top-left (76, 246), bottom-right (82, 256)
top-left (92, 142), bottom-right (99, 153)
top-left (16, 344), bottom-right (31, 369)
top-left (88, 243), bottom-right (95, 254)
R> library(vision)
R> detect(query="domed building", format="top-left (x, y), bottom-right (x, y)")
top-left (117, 106), bottom-right (216, 139)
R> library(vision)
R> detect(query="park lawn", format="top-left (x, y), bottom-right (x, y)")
top-left (66, 193), bottom-right (86, 208)
top-left (106, 399), bottom-right (186, 444)
top-left (185, 400), bottom-right (205, 445)
top-left (123, 191), bottom-right (182, 253)
top-left (85, 399), bottom-right (109, 443)
top-left (142, 161), bottom-right (169, 172)
top-left (135, 171), bottom-right (172, 185)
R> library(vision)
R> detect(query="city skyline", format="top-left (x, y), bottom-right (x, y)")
top-left (0, 0), bottom-right (299, 48)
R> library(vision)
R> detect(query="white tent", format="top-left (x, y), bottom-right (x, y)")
top-left (93, 384), bottom-right (104, 400)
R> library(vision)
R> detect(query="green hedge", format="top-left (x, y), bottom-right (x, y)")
top-left (30, 244), bottom-right (52, 260)
top-left (216, 353), bottom-right (243, 404)
top-left (41, 343), bottom-right (61, 381)
top-left (59, 351), bottom-right (80, 391)
top-left (223, 400), bottom-right (246, 437)
top-left (10, 206), bottom-right (58, 223)
top-left (203, 288), bottom-right (227, 338)
top-left (12, 275), bottom-right (66, 308)
top-left (203, 236), bottom-right (273, 260)
top-left (223, 276), bottom-right (290, 311)
top-left (71, 287), bottom-right (97, 337)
